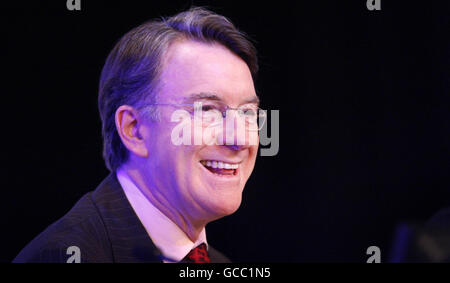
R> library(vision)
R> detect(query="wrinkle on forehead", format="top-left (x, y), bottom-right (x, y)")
top-left (157, 39), bottom-right (256, 104)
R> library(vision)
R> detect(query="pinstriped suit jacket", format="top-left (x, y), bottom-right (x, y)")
top-left (13, 173), bottom-right (231, 263)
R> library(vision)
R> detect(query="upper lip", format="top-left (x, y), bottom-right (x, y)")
top-left (200, 159), bottom-right (242, 164)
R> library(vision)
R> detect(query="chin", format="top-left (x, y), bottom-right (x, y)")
top-left (207, 195), bottom-right (243, 219)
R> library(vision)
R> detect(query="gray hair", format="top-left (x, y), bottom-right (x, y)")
top-left (98, 7), bottom-right (259, 172)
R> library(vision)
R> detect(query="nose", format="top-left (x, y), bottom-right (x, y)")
top-left (218, 110), bottom-right (256, 150)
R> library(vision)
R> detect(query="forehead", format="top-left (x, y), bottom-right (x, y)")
top-left (158, 39), bottom-right (257, 105)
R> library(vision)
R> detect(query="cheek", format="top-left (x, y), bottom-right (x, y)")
top-left (249, 144), bottom-right (259, 163)
top-left (248, 131), bottom-right (259, 147)
top-left (145, 123), bottom-right (188, 165)
top-left (242, 144), bottom-right (258, 177)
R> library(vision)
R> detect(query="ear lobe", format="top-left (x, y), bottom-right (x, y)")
top-left (115, 105), bottom-right (148, 158)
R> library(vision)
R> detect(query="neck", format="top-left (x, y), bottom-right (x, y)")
top-left (118, 164), bottom-right (207, 242)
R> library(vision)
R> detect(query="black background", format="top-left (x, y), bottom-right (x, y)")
top-left (3, 0), bottom-right (450, 262)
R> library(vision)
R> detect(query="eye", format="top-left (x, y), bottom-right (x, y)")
top-left (242, 108), bottom-right (257, 117)
top-left (201, 105), bottom-right (217, 112)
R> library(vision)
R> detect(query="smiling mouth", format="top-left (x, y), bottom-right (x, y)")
top-left (200, 160), bottom-right (239, 176)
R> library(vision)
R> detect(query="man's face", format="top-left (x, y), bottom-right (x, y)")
top-left (139, 40), bottom-right (259, 222)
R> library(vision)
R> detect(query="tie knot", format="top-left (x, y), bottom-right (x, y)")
top-left (183, 243), bottom-right (211, 263)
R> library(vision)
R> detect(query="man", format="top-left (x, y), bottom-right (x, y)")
top-left (14, 7), bottom-right (261, 263)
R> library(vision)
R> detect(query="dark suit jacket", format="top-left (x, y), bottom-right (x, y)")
top-left (13, 173), bottom-right (231, 263)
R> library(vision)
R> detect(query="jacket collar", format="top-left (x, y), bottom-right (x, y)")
top-left (91, 173), bottom-right (162, 262)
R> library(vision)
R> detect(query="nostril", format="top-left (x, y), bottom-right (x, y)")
top-left (226, 144), bottom-right (241, 151)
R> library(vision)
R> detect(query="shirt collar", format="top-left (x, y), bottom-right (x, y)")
top-left (116, 168), bottom-right (208, 262)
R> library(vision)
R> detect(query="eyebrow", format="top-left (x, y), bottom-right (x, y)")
top-left (182, 92), bottom-right (260, 106)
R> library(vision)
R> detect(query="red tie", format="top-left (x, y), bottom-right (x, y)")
top-left (183, 243), bottom-right (211, 263)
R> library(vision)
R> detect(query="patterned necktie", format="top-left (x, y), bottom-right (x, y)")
top-left (182, 243), bottom-right (211, 263)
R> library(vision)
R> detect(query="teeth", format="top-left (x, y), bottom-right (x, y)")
top-left (201, 160), bottom-right (239, 169)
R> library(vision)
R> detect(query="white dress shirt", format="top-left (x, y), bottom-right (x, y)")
top-left (116, 168), bottom-right (208, 263)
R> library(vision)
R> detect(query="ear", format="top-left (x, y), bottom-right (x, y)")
top-left (115, 105), bottom-right (148, 158)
